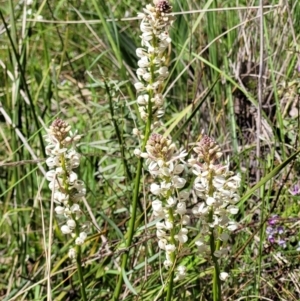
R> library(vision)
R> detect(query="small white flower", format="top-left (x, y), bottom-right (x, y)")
top-left (220, 272), bottom-right (229, 281)
top-left (75, 237), bottom-right (84, 245)
top-left (150, 183), bottom-right (161, 195)
top-left (61, 225), bottom-right (72, 234)
top-left (152, 200), bottom-right (164, 216)
top-left (136, 48), bottom-right (146, 58)
top-left (231, 194), bottom-right (240, 203)
top-left (227, 205), bottom-right (239, 215)
top-left (195, 238), bottom-right (209, 254)
top-left (173, 176), bottom-right (186, 189)
top-left (227, 221), bottom-right (238, 231)
top-left (166, 196), bottom-right (176, 207)
top-left (132, 128), bottom-right (139, 136)
top-left (157, 160), bottom-right (164, 167)
top-left (45, 170), bottom-right (56, 182)
top-left (181, 215), bottom-right (190, 225)
top-left (176, 228), bottom-right (188, 243)
top-left (165, 244), bottom-right (176, 253)
top-left (164, 220), bottom-right (173, 230)
top-left (54, 191), bottom-right (68, 203)
top-left (68, 171), bottom-right (78, 184)
top-left (68, 248), bottom-right (76, 259)
top-left (163, 259), bottom-right (173, 269)
top-left (156, 229), bottom-right (167, 239)
top-left (136, 68), bottom-right (146, 78)
top-left (152, 200), bottom-right (163, 212)
top-left (175, 202), bottom-right (186, 215)
top-left (55, 206), bottom-right (65, 215)
top-left (133, 149), bottom-right (141, 157)
top-left (160, 181), bottom-right (172, 192)
top-left (173, 164), bottom-right (184, 174)
top-left (213, 175), bottom-right (226, 189)
top-left (160, 166), bottom-right (171, 177)
top-left (67, 219), bottom-right (76, 230)
top-left (79, 231), bottom-right (87, 241)
top-left (140, 21), bottom-right (152, 33)
top-left (153, 93), bottom-right (163, 106)
top-left (178, 190), bottom-right (189, 201)
top-left (156, 222), bottom-right (165, 230)
top-left (137, 95), bottom-right (147, 105)
top-left (219, 214), bottom-right (229, 226)
top-left (46, 157), bottom-right (58, 167)
top-left (157, 66), bottom-right (169, 77)
top-left (137, 56), bottom-right (150, 67)
top-left (158, 239), bottom-right (167, 250)
top-left (64, 207), bottom-right (71, 216)
top-left (70, 204), bottom-right (80, 213)
top-left (206, 196), bottom-right (215, 206)
top-left (134, 82), bottom-right (145, 92)
top-left (141, 31), bottom-right (153, 42)
top-left (140, 152), bottom-right (149, 158)
top-left (174, 265), bottom-right (186, 281)
top-left (142, 72), bottom-right (152, 82)
top-left (192, 202), bottom-right (206, 216)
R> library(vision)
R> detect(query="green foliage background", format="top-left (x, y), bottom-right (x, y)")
top-left (1, 0), bottom-right (300, 300)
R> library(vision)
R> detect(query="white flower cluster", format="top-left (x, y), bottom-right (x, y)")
top-left (142, 133), bottom-right (188, 280)
top-left (44, 119), bottom-right (88, 258)
top-left (189, 135), bottom-right (240, 271)
top-left (134, 0), bottom-right (174, 122)
top-left (144, 134), bottom-right (240, 281)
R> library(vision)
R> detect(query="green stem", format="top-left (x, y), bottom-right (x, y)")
top-left (166, 270), bottom-right (174, 301)
top-left (113, 156), bottom-right (143, 300)
top-left (166, 207), bottom-right (176, 301)
top-left (208, 209), bottom-right (222, 301)
top-left (113, 93), bottom-right (153, 301)
top-left (113, 21), bottom-right (165, 299)
top-left (76, 244), bottom-right (88, 301)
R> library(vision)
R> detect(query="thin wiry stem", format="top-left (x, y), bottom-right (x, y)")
top-left (76, 244), bottom-right (88, 301)
top-left (113, 107), bottom-right (152, 300)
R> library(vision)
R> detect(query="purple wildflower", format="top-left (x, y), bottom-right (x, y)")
top-left (277, 226), bottom-right (284, 235)
top-left (277, 239), bottom-right (287, 248)
top-left (266, 216), bottom-right (287, 249)
top-left (290, 184), bottom-right (300, 196)
top-left (268, 235), bottom-right (275, 244)
top-left (266, 226), bottom-right (274, 235)
top-left (268, 215), bottom-right (278, 226)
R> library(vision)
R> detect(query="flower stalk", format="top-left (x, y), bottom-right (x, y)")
top-left (189, 135), bottom-right (241, 301)
top-left (44, 119), bottom-right (88, 301)
top-left (114, 1), bottom-right (174, 300)
top-left (143, 133), bottom-right (188, 297)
